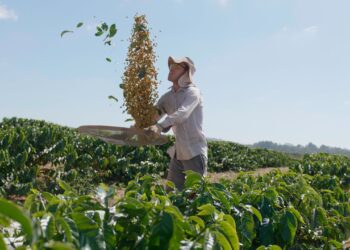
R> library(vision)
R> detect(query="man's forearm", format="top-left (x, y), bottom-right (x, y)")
top-left (152, 109), bottom-right (162, 124)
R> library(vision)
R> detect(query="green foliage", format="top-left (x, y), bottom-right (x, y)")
top-left (0, 117), bottom-right (293, 196)
top-left (291, 153), bottom-right (350, 189)
top-left (0, 117), bottom-right (349, 249)
top-left (0, 170), bottom-right (349, 249)
top-left (208, 141), bottom-right (295, 172)
top-left (0, 175), bottom-right (242, 249)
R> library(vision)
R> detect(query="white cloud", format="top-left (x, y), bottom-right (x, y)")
top-left (215, 0), bottom-right (231, 7)
top-left (0, 3), bottom-right (18, 20)
top-left (303, 25), bottom-right (319, 34)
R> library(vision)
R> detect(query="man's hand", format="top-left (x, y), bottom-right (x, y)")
top-left (145, 124), bottom-right (163, 135)
top-left (152, 110), bottom-right (161, 124)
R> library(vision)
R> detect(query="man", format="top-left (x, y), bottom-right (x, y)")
top-left (146, 56), bottom-right (208, 192)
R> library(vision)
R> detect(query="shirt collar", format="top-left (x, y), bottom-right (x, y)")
top-left (168, 83), bottom-right (195, 93)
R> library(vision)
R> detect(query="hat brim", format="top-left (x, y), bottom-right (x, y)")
top-left (168, 56), bottom-right (189, 69)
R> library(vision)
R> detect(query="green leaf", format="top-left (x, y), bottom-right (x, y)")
top-left (0, 233), bottom-right (6, 250)
top-left (108, 95), bottom-right (118, 102)
top-left (106, 57), bottom-right (112, 62)
top-left (76, 22), bottom-right (83, 28)
top-left (214, 231), bottom-right (231, 250)
top-left (259, 220), bottom-right (274, 246)
top-left (288, 206), bottom-right (304, 224)
top-left (109, 24), bottom-right (117, 38)
top-left (0, 214), bottom-right (10, 227)
top-left (46, 215), bottom-right (56, 239)
top-left (95, 29), bottom-right (103, 37)
top-left (327, 240), bottom-right (343, 248)
top-left (0, 198), bottom-right (33, 242)
top-left (242, 204), bottom-right (262, 223)
top-left (103, 223), bottom-right (116, 249)
top-left (104, 40), bottom-right (112, 46)
top-left (71, 213), bottom-right (99, 237)
top-left (168, 219), bottom-right (184, 250)
top-left (223, 214), bottom-right (236, 230)
top-left (189, 216), bottom-right (205, 229)
top-left (184, 170), bottom-right (203, 188)
top-left (312, 207), bottom-right (327, 228)
top-left (101, 22), bottom-right (108, 31)
top-left (218, 221), bottom-right (239, 250)
top-left (158, 213), bottom-right (173, 248)
top-left (165, 180), bottom-right (175, 190)
top-left (61, 30), bottom-right (73, 37)
top-left (124, 118), bottom-right (134, 122)
top-left (149, 212), bottom-right (174, 249)
top-left (58, 180), bottom-right (73, 193)
top-left (211, 189), bottom-right (231, 212)
top-left (239, 212), bottom-right (256, 249)
top-left (279, 211), bottom-right (297, 246)
top-left (164, 206), bottom-right (184, 221)
top-left (120, 197), bottom-right (145, 211)
top-left (57, 217), bottom-right (73, 242)
top-left (197, 204), bottom-right (216, 216)
top-left (42, 192), bottom-right (56, 203)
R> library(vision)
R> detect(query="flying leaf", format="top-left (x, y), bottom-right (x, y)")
top-left (95, 31), bottom-right (103, 37)
top-left (61, 30), bottom-right (73, 37)
top-left (76, 22), bottom-right (83, 28)
top-left (95, 26), bottom-right (103, 36)
top-left (108, 95), bottom-right (118, 102)
top-left (101, 23), bottom-right (108, 31)
top-left (109, 24), bottom-right (117, 38)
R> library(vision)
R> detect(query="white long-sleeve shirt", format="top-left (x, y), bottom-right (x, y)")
top-left (156, 83), bottom-right (208, 160)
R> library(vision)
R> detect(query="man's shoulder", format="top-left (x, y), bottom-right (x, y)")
top-left (161, 89), bottom-right (173, 97)
top-left (157, 89), bottom-right (172, 104)
top-left (185, 84), bottom-right (200, 95)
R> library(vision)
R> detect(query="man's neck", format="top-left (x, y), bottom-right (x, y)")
top-left (172, 81), bottom-right (180, 92)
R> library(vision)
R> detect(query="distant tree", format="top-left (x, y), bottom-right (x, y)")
top-left (251, 141), bottom-right (350, 157)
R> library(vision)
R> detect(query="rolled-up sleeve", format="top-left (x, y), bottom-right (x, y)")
top-left (160, 89), bottom-right (200, 128)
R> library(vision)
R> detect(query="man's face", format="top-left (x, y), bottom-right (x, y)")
top-left (168, 63), bottom-right (187, 82)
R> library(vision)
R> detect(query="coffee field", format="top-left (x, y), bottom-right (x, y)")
top-left (0, 117), bottom-right (349, 249)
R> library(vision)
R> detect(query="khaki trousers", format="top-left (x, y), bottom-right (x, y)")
top-left (166, 152), bottom-right (208, 192)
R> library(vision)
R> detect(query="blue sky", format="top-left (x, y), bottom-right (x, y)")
top-left (1, 0), bottom-right (349, 149)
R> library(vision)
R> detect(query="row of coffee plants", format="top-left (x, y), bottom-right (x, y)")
top-left (0, 169), bottom-right (348, 249)
top-left (291, 153), bottom-right (350, 190)
top-left (0, 117), bottom-right (294, 196)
